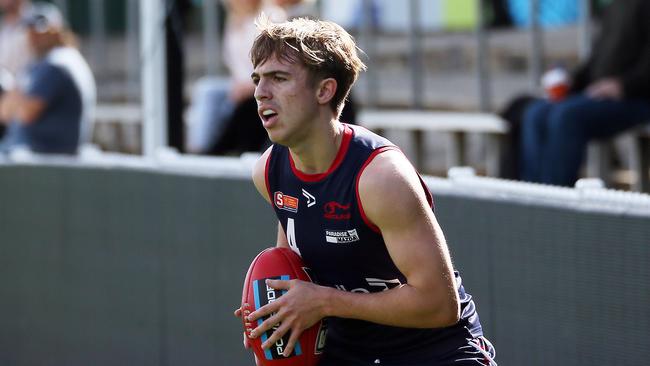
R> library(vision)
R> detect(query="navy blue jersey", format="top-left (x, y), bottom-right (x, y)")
top-left (265, 124), bottom-right (484, 362)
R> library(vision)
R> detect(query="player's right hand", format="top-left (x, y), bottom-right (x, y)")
top-left (248, 279), bottom-right (327, 357)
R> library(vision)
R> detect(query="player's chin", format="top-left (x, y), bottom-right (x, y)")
top-left (266, 130), bottom-right (289, 146)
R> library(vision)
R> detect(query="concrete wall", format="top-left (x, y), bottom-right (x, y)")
top-left (0, 164), bottom-right (277, 366)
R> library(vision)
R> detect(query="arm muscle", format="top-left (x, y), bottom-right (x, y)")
top-left (325, 150), bottom-right (459, 328)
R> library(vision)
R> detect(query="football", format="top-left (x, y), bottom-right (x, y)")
top-left (241, 247), bottom-right (326, 366)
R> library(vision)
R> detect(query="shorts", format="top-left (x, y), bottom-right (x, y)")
top-left (318, 336), bottom-right (497, 366)
top-left (437, 336), bottom-right (497, 366)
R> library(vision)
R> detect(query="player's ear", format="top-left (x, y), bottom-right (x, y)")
top-left (316, 78), bottom-right (337, 106)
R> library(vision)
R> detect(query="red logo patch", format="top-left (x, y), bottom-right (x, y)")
top-left (324, 201), bottom-right (351, 220)
top-left (275, 192), bottom-right (299, 213)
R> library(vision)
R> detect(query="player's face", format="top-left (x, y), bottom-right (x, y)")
top-left (252, 54), bottom-right (321, 147)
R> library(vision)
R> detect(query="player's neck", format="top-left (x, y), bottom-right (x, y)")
top-left (289, 119), bottom-right (343, 175)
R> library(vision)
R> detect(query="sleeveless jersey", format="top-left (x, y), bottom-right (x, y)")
top-left (265, 124), bottom-right (483, 361)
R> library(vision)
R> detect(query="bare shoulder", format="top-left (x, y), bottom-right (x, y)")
top-left (358, 149), bottom-right (423, 199)
top-left (252, 145), bottom-right (274, 204)
top-left (358, 149), bottom-right (429, 227)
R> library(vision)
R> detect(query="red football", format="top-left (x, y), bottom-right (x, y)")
top-left (241, 247), bottom-right (326, 366)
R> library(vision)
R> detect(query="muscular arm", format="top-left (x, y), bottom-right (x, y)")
top-left (248, 150), bottom-right (460, 355)
top-left (326, 150), bottom-right (459, 327)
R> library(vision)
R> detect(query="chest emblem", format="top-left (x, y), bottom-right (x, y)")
top-left (324, 201), bottom-right (351, 220)
top-left (325, 229), bottom-right (360, 244)
top-left (302, 189), bottom-right (316, 208)
top-left (274, 191), bottom-right (299, 213)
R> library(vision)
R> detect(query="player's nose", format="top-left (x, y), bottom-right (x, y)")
top-left (254, 80), bottom-right (271, 101)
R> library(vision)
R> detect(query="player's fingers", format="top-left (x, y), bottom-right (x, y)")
top-left (265, 278), bottom-right (291, 290)
top-left (244, 319), bottom-right (255, 339)
top-left (283, 327), bottom-right (302, 357)
top-left (236, 303), bottom-right (254, 321)
top-left (250, 311), bottom-right (282, 339)
top-left (261, 321), bottom-right (291, 350)
top-left (248, 301), bottom-right (280, 323)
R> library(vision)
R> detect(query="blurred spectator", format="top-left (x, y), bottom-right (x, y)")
top-left (0, 0), bottom-right (32, 76)
top-left (519, 0), bottom-right (650, 186)
top-left (0, 0), bottom-right (34, 136)
top-left (498, 94), bottom-right (535, 180)
top-left (186, 0), bottom-right (284, 155)
top-left (0, 2), bottom-right (96, 154)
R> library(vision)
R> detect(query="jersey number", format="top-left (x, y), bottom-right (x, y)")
top-left (286, 218), bottom-right (301, 255)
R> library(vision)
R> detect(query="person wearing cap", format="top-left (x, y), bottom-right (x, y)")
top-left (0, 2), bottom-right (96, 154)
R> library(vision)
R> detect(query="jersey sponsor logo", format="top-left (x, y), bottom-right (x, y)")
top-left (325, 229), bottom-right (360, 244)
top-left (275, 192), bottom-right (299, 213)
top-left (302, 189), bottom-right (316, 208)
top-left (323, 201), bottom-right (351, 220)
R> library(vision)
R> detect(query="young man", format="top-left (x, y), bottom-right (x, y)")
top-left (236, 16), bottom-right (496, 365)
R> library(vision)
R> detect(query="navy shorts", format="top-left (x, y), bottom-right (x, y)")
top-left (318, 336), bottom-right (497, 366)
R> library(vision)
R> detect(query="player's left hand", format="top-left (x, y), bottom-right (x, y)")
top-left (247, 279), bottom-right (328, 357)
top-left (234, 304), bottom-right (253, 349)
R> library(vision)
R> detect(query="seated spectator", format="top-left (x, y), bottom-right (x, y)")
top-left (0, 0), bottom-right (35, 137)
top-left (186, 0), bottom-right (285, 155)
top-left (0, 0), bottom-right (33, 78)
top-left (0, 2), bottom-right (96, 155)
top-left (519, 0), bottom-right (650, 186)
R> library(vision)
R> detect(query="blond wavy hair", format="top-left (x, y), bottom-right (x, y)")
top-left (251, 15), bottom-right (366, 117)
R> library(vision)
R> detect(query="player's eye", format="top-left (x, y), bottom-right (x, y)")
top-left (252, 77), bottom-right (260, 85)
top-left (273, 75), bottom-right (286, 82)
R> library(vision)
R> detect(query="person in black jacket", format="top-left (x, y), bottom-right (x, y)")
top-left (519, 0), bottom-right (650, 186)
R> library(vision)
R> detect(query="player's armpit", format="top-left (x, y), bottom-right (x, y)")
top-left (276, 222), bottom-right (290, 248)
